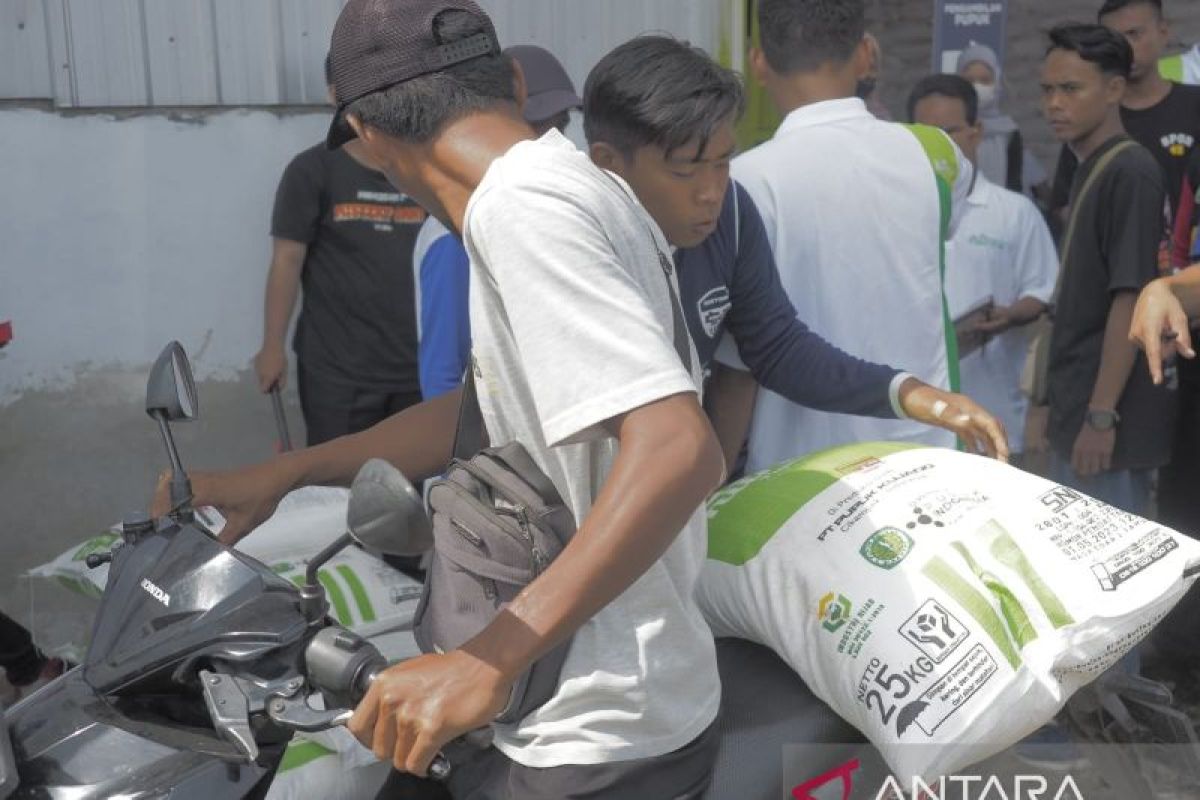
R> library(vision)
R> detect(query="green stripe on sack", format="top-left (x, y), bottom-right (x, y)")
top-left (707, 442), bottom-right (923, 566)
top-left (923, 555), bottom-right (1022, 669)
top-left (986, 523), bottom-right (1075, 629)
top-left (951, 542), bottom-right (1037, 650)
top-left (278, 740), bottom-right (336, 773)
top-left (290, 571), bottom-right (353, 626)
top-left (335, 564), bottom-right (377, 623)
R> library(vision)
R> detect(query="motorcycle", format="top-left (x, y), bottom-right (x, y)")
top-left (0, 342), bottom-right (443, 799)
top-left (6, 342), bottom-right (1197, 800)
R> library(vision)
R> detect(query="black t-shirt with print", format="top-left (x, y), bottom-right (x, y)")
top-left (1047, 136), bottom-right (1177, 470)
top-left (271, 144), bottom-right (425, 392)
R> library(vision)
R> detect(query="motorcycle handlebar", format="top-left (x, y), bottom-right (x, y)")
top-left (302, 627), bottom-right (453, 781)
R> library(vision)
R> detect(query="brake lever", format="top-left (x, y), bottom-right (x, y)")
top-left (265, 682), bottom-right (457, 780)
top-left (199, 669), bottom-right (258, 762)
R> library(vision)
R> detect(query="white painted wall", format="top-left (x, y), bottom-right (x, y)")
top-left (0, 107), bottom-right (331, 404)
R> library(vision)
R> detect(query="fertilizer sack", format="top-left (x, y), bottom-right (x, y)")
top-left (697, 443), bottom-right (1200, 781)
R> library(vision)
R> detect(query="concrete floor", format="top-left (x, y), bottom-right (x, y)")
top-left (0, 366), bottom-right (305, 652)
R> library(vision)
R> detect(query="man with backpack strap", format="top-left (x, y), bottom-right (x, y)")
top-left (1041, 23), bottom-right (1175, 515)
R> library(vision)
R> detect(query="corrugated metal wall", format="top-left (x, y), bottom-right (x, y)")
top-left (1, 0), bottom-right (341, 106)
top-left (0, 0), bottom-right (721, 108)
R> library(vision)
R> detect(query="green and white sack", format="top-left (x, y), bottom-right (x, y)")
top-left (697, 442), bottom-right (1200, 781)
top-left (30, 487), bottom-right (423, 636)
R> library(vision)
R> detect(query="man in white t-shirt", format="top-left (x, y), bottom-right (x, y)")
top-left (909, 74), bottom-right (1059, 463)
top-left (154, 1), bottom-right (725, 797)
top-left (731, 0), bottom-right (976, 474)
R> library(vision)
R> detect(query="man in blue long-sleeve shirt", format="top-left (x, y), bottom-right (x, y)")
top-left (420, 35), bottom-right (1008, 463)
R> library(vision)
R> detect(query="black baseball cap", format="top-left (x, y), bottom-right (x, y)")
top-left (326, 0), bottom-right (501, 149)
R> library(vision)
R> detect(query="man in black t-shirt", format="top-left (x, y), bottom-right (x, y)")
top-left (1042, 24), bottom-right (1176, 517)
top-left (256, 57), bottom-right (425, 445)
top-left (1052, 0), bottom-right (1200, 272)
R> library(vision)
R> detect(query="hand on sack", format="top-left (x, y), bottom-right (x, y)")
top-left (152, 461), bottom-right (292, 545)
top-left (898, 378), bottom-right (1009, 462)
top-left (348, 650), bottom-right (511, 776)
top-left (1129, 277), bottom-right (1195, 385)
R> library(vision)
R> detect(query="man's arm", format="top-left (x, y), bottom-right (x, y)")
top-left (1073, 291), bottom-right (1139, 476)
top-left (1073, 153), bottom-right (1168, 475)
top-left (154, 386), bottom-right (463, 544)
top-left (976, 198), bottom-right (1057, 335)
top-left (254, 239), bottom-right (305, 392)
top-left (717, 184), bottom-right (1008, 458)
top-left (718, 183), bottom-right (899, 418)
top-left (704, 359), bottom-right (757, 470)
top-left (348, 392), bottom-right (724, 774)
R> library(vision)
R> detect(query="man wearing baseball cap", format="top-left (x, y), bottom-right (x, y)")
top-left (163, 1), bottom-right (724, 796)
top-left (411, 43), bottom-right (582, 402)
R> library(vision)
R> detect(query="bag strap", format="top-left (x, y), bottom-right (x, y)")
top-left (452, 359), bottom-right (487, 461)
top-left (600, 170), bottom-right (695, 375)
top-left (1054, 139), bottom-right (1138, 305)
top-left (1006, 130), bottom-right (1024, 194)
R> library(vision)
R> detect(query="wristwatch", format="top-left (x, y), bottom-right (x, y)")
top-left (1085, 409), bottom-right (1120, 431)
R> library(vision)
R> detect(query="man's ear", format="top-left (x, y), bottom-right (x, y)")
top-left (589, 141), bottom-right (622, 171)
top-left (511, 56), bottom-right (529, 115)
top-left (967, 120), bottom-right (984, 151)
top-left (852, 35), bottom-right (873, 80)
top-left (749, 46), bottom-right (770, 87)
top-left (347, 113), bottom-right (369, 142)
top-left (1107, 74), bottom-right (1128, 106)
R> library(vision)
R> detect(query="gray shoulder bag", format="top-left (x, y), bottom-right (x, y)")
top-left (414, 367), bottom-right (577, 724)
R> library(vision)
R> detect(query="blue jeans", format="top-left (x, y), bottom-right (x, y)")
top-left (1050, 454), bottom-right (1152, 518)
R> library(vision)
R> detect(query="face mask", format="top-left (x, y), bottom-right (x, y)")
top-left (973, 82), bottom-right (998, 111)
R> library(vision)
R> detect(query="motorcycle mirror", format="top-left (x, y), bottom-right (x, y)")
top-left (145, 341), bottom-right (198, 422)
top-left (346, 459), bottom-right (432, 556)
top-left (145, 341), bottom-right (196, 520)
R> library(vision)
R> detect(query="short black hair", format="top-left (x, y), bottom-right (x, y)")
top-left (324, 53), bottom-right (333, 88)
top-left (1098, 0), bottom-right (1164, 21)
top-left (345, 10), bottom-right (515, 143)
top-left (757, 0), bottom-right (866, 75)
top-left (583, 35), bottom-right (745, 160)
top-left (1047, 23), bottom-right (1134, 79)
top-left (907, 74), bottom-right (979, 126)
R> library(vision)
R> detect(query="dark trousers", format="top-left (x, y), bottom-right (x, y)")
top-left (375, 722), bottom-right (720, 800)
top-left (0, 611), bottom-right (42, 686)
top-left (1149, 359), bottom-right (1200, 668)
top-left (297, 364), bottom-right (421, 447)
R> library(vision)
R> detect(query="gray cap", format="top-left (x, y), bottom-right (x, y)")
top-left (504, 45), bottom-right (582, 124)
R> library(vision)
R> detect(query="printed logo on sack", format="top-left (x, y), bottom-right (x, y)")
top-left (860, 528), bottom-right (914, 570)
top-left (818, 592), bottom-right (853, 633)
top-left (899, 599), bottom-right (969, 663)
